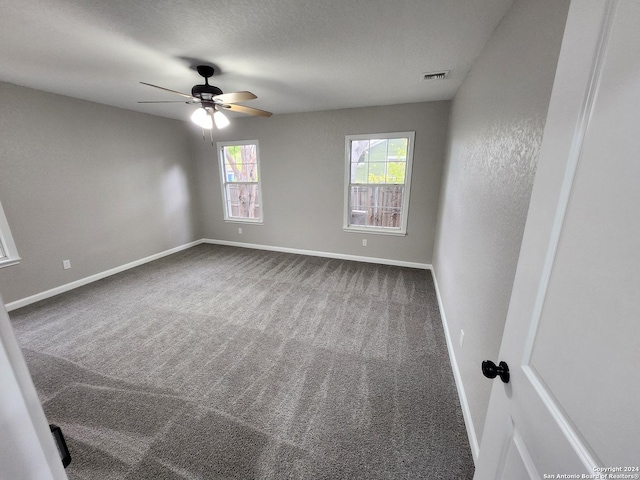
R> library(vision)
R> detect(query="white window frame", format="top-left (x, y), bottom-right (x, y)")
top-left (217, 139), bottom-right (264, 224)
top-left (343, 131), bottom-right (415, 236)
top-left (0, 201), bottom-right (20, 268)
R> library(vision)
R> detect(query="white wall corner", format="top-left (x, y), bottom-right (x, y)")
top-left (431, 267), bottom-right (480, 462)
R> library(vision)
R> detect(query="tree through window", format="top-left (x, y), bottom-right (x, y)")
top-left (218, 140), bottom-right (263, 222)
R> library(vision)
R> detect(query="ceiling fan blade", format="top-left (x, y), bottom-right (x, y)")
top-left (140, 82), bottom-right (195, 99)
top-left (137, 101), bottom-right (193, 104)
top-left (213, 91), bottom-right (257, 104)
top-left (221, 103), bottom-right (273, 117)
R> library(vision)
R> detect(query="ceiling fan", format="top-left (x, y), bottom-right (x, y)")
top-left (138, 65), bottom-right (272, 131)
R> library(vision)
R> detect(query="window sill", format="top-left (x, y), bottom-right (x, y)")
top-left (343, 227), bottom-right (406, 237)
top-left (0, 257), bottom-right (21, 269)
top-left (224, 219), bottom-right (264, 225)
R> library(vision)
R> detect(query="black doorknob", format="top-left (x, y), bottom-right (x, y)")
top-left (482, 360), bottom-right (510, 384)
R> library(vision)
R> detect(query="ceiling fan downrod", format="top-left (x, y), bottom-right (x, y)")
top-left (192, 66), bottom-right (222, 100)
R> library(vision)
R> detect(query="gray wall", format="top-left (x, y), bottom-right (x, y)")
top-left (193, 102), bottom-right (450, 265)
top-left (0, 82), bottom-right (200, 304)
top-left (432, 0), bottom-right (570, 447)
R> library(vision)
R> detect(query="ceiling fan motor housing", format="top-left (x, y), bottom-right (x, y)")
top-left (192, 65), bottom-right (222, 100)
top-left (191, 84), bottom-right (223, 100)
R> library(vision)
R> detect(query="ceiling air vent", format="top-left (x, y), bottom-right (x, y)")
top-left (421, 70), bottom-right (450, 81)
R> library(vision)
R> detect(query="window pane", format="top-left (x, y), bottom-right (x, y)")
top-left (388, 138), bottom-right (408, 162)
top-left (350, 186), bottom-right (369, 211)
top-left (368, 139), bottom-right (388, 162)
top-left (367, 162), bottom-right (387, 183)
top-left (223, 161), bottom-right (258, 182)
top-left (386, 162), bottom-right (406, 184)
top-left (351, 140), bottom-right (369, 163)
top-left (379, 207), bottom-right (402, 228)
top-left (349, 186), bottom-right (403, 228)
top-left (378, 185), bottom-right (404, 209)
top-left (223, 145), bottom-right (258, 182)
top-left (225, 183), bottom-right (261, 220)
top-left (352, 162), bottom-right (367, 183)
top-left (350, 137), bottom-right (409, 184)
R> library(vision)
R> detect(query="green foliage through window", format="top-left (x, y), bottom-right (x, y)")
top-left (350, 138), bottom-right (408, 184)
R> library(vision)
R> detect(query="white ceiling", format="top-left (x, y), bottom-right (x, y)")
top-left (0, 0), bottom-right (513, 122)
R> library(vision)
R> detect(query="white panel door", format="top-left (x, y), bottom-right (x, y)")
top-left (475, 0), bottom-right (640, 478)
top-left (0, 301), bottom-right (69, 479)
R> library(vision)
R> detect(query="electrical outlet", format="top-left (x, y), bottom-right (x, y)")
top-left (63, 259), bottom-right (71, 270)
top-left (362, 239), bottom-right (367, 247)
top-left (238, 227), bottom-right (243, 235)
top-left (459, 329), bottom-right (465, 348)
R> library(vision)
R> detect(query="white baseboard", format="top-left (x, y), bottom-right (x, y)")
top-left (431, 267), bottom-right (480, 463)
top-left (202, 238), bottom-right (431, 270)
top-left (5, 239), bottom-right (429, 311)
top-left (5, 240), bottom-right (203, 312)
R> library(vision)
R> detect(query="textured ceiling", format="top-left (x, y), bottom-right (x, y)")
top-left (0, 0), bottom-right (513, 122)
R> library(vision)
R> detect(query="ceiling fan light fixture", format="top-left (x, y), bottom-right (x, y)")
top-left (191, 107), bottom-right (213, 129)
top-left (140, 66), bottom-right (272, 141)
top-left (213, 110), bottom-right (230, 129)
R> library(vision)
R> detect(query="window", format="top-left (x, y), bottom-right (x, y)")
top-left (217, 140), bottom-right (263, 223)
top-left (0, 201), bottom-right (20, 268)
top-left (344, 131), bottom-right (415, 235)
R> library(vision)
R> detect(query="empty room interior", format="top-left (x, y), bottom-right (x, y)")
top-left (2, 0), bottom-right (639, 479)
